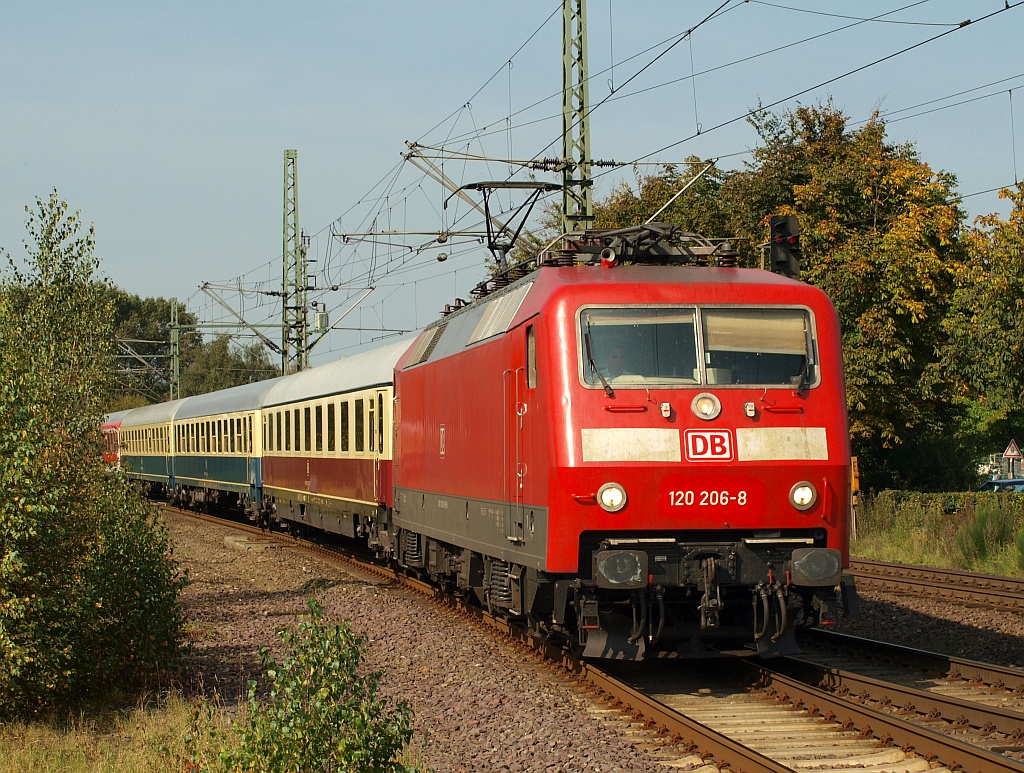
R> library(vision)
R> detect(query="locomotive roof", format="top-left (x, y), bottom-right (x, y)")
top-left (176, 376), bottom-right (287, 421)
top-left (120, 398), bottom-right (188, 428)
top-left (262, 338), bottom-right (414, 408)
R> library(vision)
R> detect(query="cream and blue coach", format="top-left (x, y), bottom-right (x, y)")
top-left (170, 378), bottom-right (283, 515)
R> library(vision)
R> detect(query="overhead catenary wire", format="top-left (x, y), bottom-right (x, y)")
top-left (193, 1), bottom-right (1023, 364)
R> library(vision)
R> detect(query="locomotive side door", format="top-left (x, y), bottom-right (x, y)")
top-left (502, 325), bottom-right (533, 543)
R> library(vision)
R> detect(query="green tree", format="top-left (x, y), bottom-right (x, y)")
top-left (943, 184), bottom-right (1024, 456)
top-left (105, 288), bottom-right (202, 410)
top-left (722, 104), bottom-right (969, 489)
top-left (0, 191), bottom-right (184, 718)
top-left (180, 334), bottom-right (279, 397)
top-left (593, 158), bottom-right (731, 244)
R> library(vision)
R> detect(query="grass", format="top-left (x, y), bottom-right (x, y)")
top-left (852, 491), bottom-right (1024, 577)
top-left (0, 692), bottom-right (216, 773)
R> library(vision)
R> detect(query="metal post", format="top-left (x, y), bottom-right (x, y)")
top-left (282, 149), bottom-right (308, 373)
top-left (562, 0), bottom-right (594, 237)
top-left (170, 299), bottom-right (180, 400)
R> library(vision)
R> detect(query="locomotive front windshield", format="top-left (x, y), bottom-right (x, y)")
top-left (581, 306), bottom-right (814, 388)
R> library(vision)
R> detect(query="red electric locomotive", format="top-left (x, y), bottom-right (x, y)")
top-left (389, 224), bottom-right (856, 659)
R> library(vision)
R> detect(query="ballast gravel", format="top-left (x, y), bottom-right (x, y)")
top-left (167, 512), bottom-right (1024, 773)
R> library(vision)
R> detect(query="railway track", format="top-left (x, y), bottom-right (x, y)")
top-left (848, 558), bottom-right (1024, 611)
top-left (169, 507), bottom-right (1024, 772)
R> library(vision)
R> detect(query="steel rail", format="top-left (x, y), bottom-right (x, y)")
top-left (771, 655), bottom-right (1024, 739)
top-left (748, 664), bottom-right (1024, 773)
top-left (802, 628), bottom-right (1024, 692)
top-left (848, 558), bottom-right (1024, 611)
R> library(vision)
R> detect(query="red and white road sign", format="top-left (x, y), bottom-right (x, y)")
top-left (1004, 439), bottom-right (1022, 459)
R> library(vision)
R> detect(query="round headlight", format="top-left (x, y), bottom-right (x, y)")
top-left (597, 482), bottom-right (627, 513)
top-left (691, 392), bottom-right (722, 421)
top-left (790, 481), bottom-right (817, 511)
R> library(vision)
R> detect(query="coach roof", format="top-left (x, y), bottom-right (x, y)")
top-left (262, 339), bottom-right (414, 408)
top-left (120, 398), bottom-right (188, 428)
top-left (175, 376), bottom-right (286, 421)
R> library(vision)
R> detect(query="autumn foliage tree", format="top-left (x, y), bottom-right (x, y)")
top-left (0, 191), bottom-right (184, 718)
top-left (593, 103), bottom-right (982, 490)
top-left (943, 184), bottom-right (1024, 455)
top-left (734, 105), bottom-right (967, 489)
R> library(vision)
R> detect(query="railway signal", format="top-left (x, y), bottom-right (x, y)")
top-left (769, 215), bottom-right (802, 279)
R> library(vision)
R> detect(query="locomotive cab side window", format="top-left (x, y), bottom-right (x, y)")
top-left (526, 325), bottom-right (537, 389)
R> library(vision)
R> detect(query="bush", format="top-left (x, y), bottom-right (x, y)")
top-left (956, 497), bottom-right (1018, 567)
top-left (854, 489), bottom-right (1024, 576)
top-left (197, 598), bottom-right (416, 773)
top-left (0, 192), bottom-right (184, 718)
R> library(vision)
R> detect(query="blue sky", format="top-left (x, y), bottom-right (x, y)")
top-left (3, 1), bottom-right (1021, 362)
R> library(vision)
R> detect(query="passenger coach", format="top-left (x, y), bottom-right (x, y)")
top-left (170, 378), bottom-right (283, 514)
top-left (260, 341), bottom-right (410, 540)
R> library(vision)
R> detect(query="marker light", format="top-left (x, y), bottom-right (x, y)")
top-left (691, 392), bottom-right (722, 421)
top-left (597, 482), bottom-right (627, 513)
top-left (790, 482), bottom-right (818, 511)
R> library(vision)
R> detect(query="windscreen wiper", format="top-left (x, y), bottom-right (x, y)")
top-left (584, 325), bottom-right (614, 398)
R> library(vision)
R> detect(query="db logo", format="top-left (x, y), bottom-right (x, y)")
top-left (684, 429), bottom-right (734, 462)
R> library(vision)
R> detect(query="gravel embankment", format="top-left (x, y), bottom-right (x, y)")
top-left (167, 511), bottom-right (1024, 772)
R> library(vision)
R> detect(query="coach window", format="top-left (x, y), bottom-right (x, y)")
top-left (284, 410), bottom-right (291, 451)
top-left (264, 415), bottom-right (270, 451)
top-left (377, 393), bottom-right (385, 453)
top-left (327, 403), bottom-right (336, 453)
top-left (314, 405), bottom-right (323, 453)
top-left (276, 411), bottom-right (282, 451)
top-left (228, 419), bottom-right (235, 453)
top-left (368, 399), bottom-right (376, 452)
top-left (292, 409), bottom-right (300, 454)
top-left (303, 407), bottom-right (312, 452)
top-left (355, 399), bottom-right (365, 453)
top-left (340, 401), bottom-right (350, 452)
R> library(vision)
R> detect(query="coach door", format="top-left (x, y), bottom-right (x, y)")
top-left (372, 390), bottom-right (387, 501)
